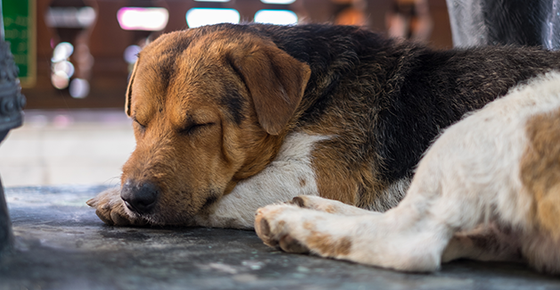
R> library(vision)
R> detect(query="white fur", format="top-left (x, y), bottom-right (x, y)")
top-left (255, 71), bottom-right (560, 273)
top-left (366, 178), bottom-right (409, 211)
top-left (195, 131), bottom-right (330, 228)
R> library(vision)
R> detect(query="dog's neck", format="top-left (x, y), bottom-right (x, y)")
top-left (226, 132), bottom-right (287, 193)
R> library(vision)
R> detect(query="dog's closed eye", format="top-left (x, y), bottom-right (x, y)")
top-left (133, 118), bottom-right (147, 130)
top-left (179, 122), bottom-right (215, 135)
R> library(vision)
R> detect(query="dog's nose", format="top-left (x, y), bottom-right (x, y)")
top-left (121, 180), bottom-right (159, 214)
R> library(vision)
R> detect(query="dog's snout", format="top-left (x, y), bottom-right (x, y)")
top-left (121, 180), bottom-right (159, 214)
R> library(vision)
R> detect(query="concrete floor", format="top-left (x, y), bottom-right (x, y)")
top-left (0, 109), bottom-right (135, 187)
top-left (1, 186), bottom-right (560, 290)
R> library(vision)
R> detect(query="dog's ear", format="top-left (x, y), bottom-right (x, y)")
top-left (125, 57), bottom-right (140, 117)
top-left (230, 42), bottom-right (311, 135)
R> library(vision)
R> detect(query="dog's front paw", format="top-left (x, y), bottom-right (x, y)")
top-left (255, 204), bottom-right (357, 259)
top-left (255, 204), bottom-right (310, 254)
top-left (86, 187), bottom-right (147, 226)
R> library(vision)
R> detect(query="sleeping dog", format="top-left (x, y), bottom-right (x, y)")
top-left (88, 24), bottom-right (560, 229)
top-left (255, 71), bottom-right (560, 274)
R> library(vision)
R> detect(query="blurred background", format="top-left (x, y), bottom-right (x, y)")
top-left (1, 0), bottom-right (453, 187)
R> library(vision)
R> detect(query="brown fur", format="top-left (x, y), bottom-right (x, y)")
top-left (121, 30), bottom-right (309, 224)
top-left (311, 149), bottom-right (359, 205)
top-left (521, 108), bottom-right (560, 238)
top-left (303, 98), bottom-right (389, 207)
top-left (305, 232), bottom-right (353, 257)
top-left (279, 234), bottom-right (309, 254)
top-left (302, 220), bottom-right (352, 256)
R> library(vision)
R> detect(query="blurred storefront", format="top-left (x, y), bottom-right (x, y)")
top-left (6, 0), bottom-right (452, 110)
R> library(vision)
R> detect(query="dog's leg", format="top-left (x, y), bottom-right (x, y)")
top-left (442, 224), bottom-right (522, 263)
top-left (255, 199), bottom-right (452, 272)
top-left (255, 180), bottom-right (524, 271)
top-left (87, 187), bottom-right (147, 226)
top-left (288, 195), bottom-right (381, 216)
top-left (255, 169), bottom-right (467, 272)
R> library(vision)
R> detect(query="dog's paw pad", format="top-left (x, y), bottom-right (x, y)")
top-left (110, 210), bottom-right (133, 226)
top-left (279, 234), bottom-right (309, 254)
top-left (86, 198), bottom-right (97, 207)
top-left (286, 195), bottom-right (335, 211)
top-left (288, 196), bottom-right (307, 207)
top-left (88, 188), bottom-right (146, 227)
top-left (95, 209), bottom-right (115, 226)
top-left (256, 215), bottom-right (278, 247)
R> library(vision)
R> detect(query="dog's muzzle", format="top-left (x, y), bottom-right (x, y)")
top-left (121, 180), bottom-right (160, 214)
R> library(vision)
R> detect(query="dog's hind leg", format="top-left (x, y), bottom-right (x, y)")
top-left (442, 224), bottom-right (522, 263)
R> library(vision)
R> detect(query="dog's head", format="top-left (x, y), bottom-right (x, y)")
top-left (120, 24), bottom-right (311, 225)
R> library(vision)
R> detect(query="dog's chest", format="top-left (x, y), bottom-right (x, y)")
top-left (197, 132), bottom-right (330, 228)
top-left (237, 131), bottom-right (330, 197)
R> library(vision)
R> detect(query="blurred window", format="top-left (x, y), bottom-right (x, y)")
top-left (260, 0), bottom-right (296, 4)
top-left (186, 8), bottom-right (240, 28)
top-left (45, 6), bottom-right (96, 28)
top-left (254, 10), bottom-right (298, 25)
top-left (117, 7), bottom-right (169, 31)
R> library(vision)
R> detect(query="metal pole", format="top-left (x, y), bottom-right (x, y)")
top-left (0, 0), bottom-right (11, 256)
top-left (0, 0), bottom-right (26, 256)
top-left (0, 176), bottom-right (12, 256)
top-left (0, 0), bottom-right (4, 40)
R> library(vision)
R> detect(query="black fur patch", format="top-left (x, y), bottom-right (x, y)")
top-left (221, 86), bottom-right (245, 125)
top-left (202, 192), bottom-right (219, 209)
top-left (158, 36), bottom-right (195, 92)
top-left (158, 56), bottom-right (176, 91)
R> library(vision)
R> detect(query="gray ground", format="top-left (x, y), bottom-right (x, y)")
top-left (1, 186), bottom-right (559, 290)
